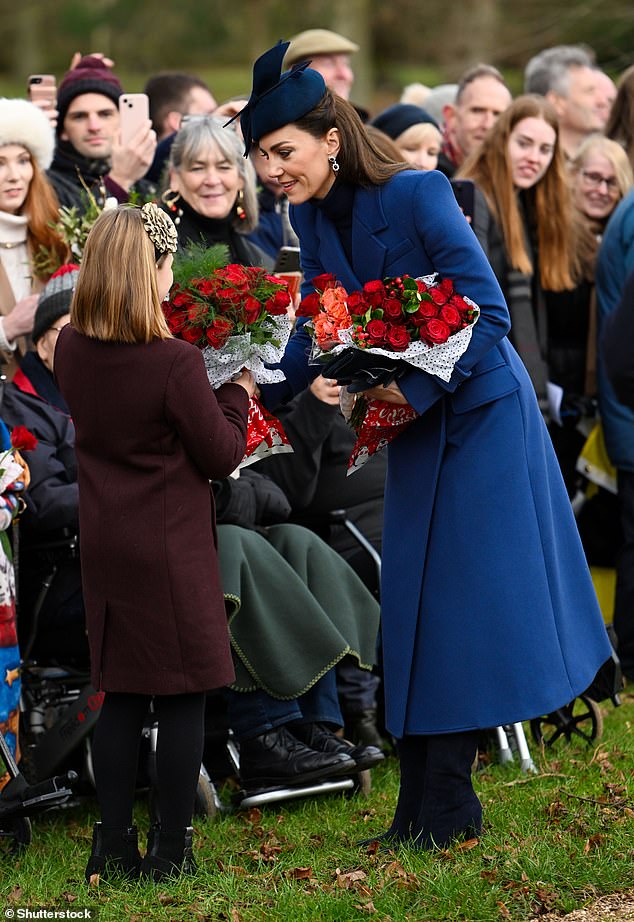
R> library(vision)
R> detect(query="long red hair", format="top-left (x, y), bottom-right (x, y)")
top-left (459, 95), bottom-right (580, 291)
top-left (19, 157), bottom-right (69, 279)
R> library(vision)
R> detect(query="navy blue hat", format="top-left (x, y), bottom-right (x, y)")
top-left (371, 104), bottom-right (439, 140)
top-left (236, 41), bottom-right (326, 154)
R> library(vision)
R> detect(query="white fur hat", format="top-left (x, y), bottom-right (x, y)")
top-left (0, 98), bottom-right (55, 170)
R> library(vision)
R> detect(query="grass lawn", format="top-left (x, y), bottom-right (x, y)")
top-left (2, 687), bottom-right (633, 922)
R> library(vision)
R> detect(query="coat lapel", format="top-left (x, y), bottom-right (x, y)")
top-left (313, 184), bottom-right (389, 291)
top-left (352, 185), bottom-right (389, 285)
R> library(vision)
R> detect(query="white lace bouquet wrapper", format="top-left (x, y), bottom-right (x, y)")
top-left (0, 458), bottom-right (24, 495)
top-left (201, 315), bottom-right (292, 389)
top-left (311, 274), bottom-right (480, 384)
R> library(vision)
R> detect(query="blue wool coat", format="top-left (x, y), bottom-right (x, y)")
top-left (291, 169), bottom-right (611, 738)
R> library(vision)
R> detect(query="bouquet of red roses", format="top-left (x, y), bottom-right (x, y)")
top-left (164, 244), bottom-right (294, 466)
top-left (297, 272), bottom-right (480, 472)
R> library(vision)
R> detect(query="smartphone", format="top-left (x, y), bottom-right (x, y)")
top-left (27, 74), bottom-right (56, 107)
top-left (274, 246), bottom-right (301, 274)
top-left (450, 179), bottom-right (476, 223)
top-left (119, 93), bottom-right (150, 147)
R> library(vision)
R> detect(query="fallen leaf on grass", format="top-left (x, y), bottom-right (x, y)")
top-left (8, 887), bottom-right (22, 903)
top-left (61, 893), bottom-right (78, 904)
top-left (481, 869), bottom-right (498, 882)
top-left (158, 893), bottom-right (175, 905)
top-left (242, 807), bottom-right (262, 825)
top-left (455, 837), bottom-right (479, 852)
top-left (335, 868), bottom-right (368, 889)
top-left (583, 833), bottom-right (606, 853)
top-left (287, 867), bottom-right (313, 880)
top-left (231, 909), bottom-right (241, 922)
top-left (353, 902), bottom-right (377, 914)
top-left (88, 873), bottom-right (100, 888)
top-left (496, 901), bottom-right (512, 919)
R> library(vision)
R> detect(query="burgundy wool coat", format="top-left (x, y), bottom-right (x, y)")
top-left (54, 326), bottom-right (249, 695)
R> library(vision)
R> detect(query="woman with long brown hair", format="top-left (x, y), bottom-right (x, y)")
top-left (0, 99), bottom-right (68, 377)
top-left (458, 94), bottom-right (580, 414)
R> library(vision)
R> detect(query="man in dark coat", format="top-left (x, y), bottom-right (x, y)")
top-left (47, 56), bottom-right (156, 211)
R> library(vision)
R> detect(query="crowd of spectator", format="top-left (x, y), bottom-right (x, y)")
top-left (1, 26), bottom-right (634, 872)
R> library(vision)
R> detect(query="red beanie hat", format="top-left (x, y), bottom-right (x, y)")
top-left (56, 56), bottom-right (123, 134)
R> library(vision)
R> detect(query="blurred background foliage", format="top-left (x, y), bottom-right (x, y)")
top-left (0, 0), bottom-right (632, 109)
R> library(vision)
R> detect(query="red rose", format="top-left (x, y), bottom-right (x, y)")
top-left (10, 425), bottom-right (37, 452)
top-left (449, 293), bottom-right (470, 317)
top-left (266, 288), bottom-right (291, 315)
top-left (365, 318), bottom-right (388, 345)
top-left (181, 325), bottom-right (204, 344)
top-left (439, 304), bottom-right (462, 331)
top-left (206, 317), bottom-right (233, 348)
top-left (193, 278), bottom-right (217, 297)
top-left (383, 297), bottom-right (404, 320)
top-left (437, 277), bottom-right (455, 297)
top-left (223, 264), bottom-right (250, 286)
top-left (386, 324), bottom-right (411, 351)
top-left (429, 286), bottom-right (450, 306)
top-left (166, 311), bottom-right (187, 334)
top-left (187, 304), bottom-right (203, 324)
top-left (416, 279), bottom-right (430, 294)
top-left (171, 290), bottom-right (194, 309)
top-left (422, 318), bottom-right (451, 345)
top-left (363, 279), bottom-right (387, 307)
top-left (312, 273), bottom-right (337, 292)
top-left (347, 291), bottom-right (369, 316)
top-left (297, 292), bottom-right (321, 317)
top-left (242, 296), bottom-right (262, 324)
top-left (415, 300), bottom-right (439, 321)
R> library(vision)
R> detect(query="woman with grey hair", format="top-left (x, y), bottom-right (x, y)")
top-left (162, 115), bottom-right (271, 266)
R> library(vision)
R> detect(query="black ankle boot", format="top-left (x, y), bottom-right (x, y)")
top-left (140, 823), bottom-right (197, 881)
top-left (84, 823), bottom-right (142, 883)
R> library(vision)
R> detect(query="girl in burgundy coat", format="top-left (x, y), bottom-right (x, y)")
top-left (54, 204), bottom-right (253, 882)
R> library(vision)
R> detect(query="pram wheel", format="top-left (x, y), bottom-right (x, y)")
top-left (0, 816), bottom-right (32, 855)
top-left (530, 695), bottom-right (603, 747)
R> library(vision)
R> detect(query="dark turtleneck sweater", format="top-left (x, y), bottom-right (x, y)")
top-left (168, 197), bottom-right (273, 270)
top-left (47, 140), bottom-right (153, 213)
top-left (311, 180), bottom-right (356, 266)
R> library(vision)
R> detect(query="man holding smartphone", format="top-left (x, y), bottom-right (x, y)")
top-left (47, 56), bottom-right (156, 211)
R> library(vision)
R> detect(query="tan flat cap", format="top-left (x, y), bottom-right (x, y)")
top-left (284, 29), bottom-right (360, 68)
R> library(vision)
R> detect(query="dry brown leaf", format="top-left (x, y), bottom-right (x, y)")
top-left (336, 868), bottom-right (368, 889)
top-left (231, 909), bottom-right (241, 922)
top-left (481, 869), bottom-right (498, 882)
top-left (353, 902), bottom-right (377, 914)
top-left (8, 887), bottom-right (22, 903)
top-left (88, 873), bottom-right (100, 888)
top-left (455, 837), bottom-right (480, 852)
top-left (288, 867), bottom-right (313, 880)
top-left (158, 893), bottom-right (175, 905)
top-left (496, 900), bottom-right (512, 919)
top-left (243, 807), bottom-right (262, 824)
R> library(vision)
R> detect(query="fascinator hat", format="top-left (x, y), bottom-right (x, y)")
top-left (235, 41), bottom-right (326, 155)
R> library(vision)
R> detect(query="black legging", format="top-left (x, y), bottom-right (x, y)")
top-left (91, 691), bottom-right (205, 832)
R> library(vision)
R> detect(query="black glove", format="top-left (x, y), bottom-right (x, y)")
top-left (315, 349), bottom-right (407, 393)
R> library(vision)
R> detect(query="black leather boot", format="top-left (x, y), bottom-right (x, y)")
top-left (290, 721), bottom-right (385, 771)
top-left (84, 823), bottom-right (142, 883)
top-left (140, 823), bottom-right (197, 881)
top-left (238, 725), bottom-right (355, 789)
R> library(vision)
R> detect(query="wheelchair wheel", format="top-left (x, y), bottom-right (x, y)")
top-left (0, 816), bottom-right (32, 855)
top-left (530, 695), bottom-right (603, 747)
top-left (193, 767), bottom-right (218, 819)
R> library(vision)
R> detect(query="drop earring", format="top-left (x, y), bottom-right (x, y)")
top-left (236, 189), bottom-right (246, 221)
top-left (328, 155), bottom-right (340, 173)
top-left (160, 188), bottom-right (182, 227)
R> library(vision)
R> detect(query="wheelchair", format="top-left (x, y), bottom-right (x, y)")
top-left (14, 527), bottom-right (373, 830)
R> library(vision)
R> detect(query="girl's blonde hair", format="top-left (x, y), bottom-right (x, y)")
top-left (71, 206), bottom-right (172, 343)
top-left (459, 94), bottom-right (579, 290)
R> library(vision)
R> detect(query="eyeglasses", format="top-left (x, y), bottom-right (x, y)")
top-left (580, 170), bottom-right (619, 193)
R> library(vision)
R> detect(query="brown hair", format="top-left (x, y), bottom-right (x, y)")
top-left (293, 90), bottom-right (409, 186)
top-left (20, 158), bottom-right (70, 279)
top-left (71, 206), bottom-right (172, 343)
top-left (605, 65), bottom-right (634, 169)
top-left (459, 94), bottom-right (579, 290)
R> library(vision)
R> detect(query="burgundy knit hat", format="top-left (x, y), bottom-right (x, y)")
top-left (57, 56), bottom-right (123, 134)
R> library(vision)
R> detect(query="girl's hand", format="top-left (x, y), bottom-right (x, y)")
top-left (232, 368), bottom-right (256, 397)
top-left (362, 381), bottom-right (410, 404)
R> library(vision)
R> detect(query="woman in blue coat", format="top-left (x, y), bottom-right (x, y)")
top-left (240, 43), bottom-right (611, 849)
